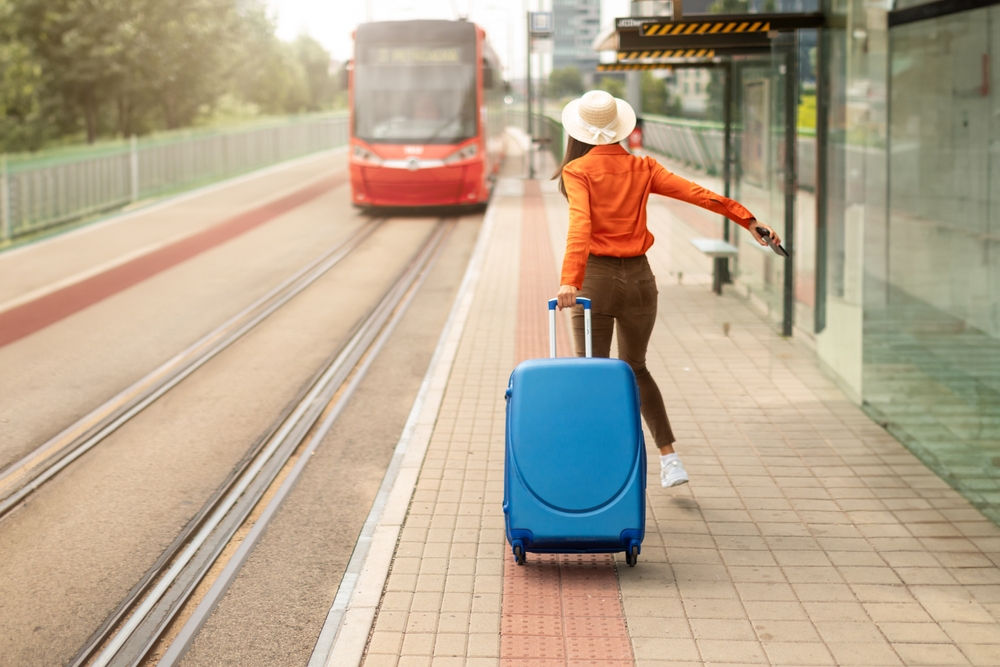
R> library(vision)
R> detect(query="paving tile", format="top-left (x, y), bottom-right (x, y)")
top-left (743, 600), bottom-right (808, 620)
top-left (367, 655), bottom-right (402, 667)
top-left (688, 618), bottom-right (756, 640)
top-left (733, 582), bottom-right (798, 601)
top-left (681, 598), bottom-right (749, 620)
top-left (360, 180), bottom-right (1000, 667)
top-left (878, 622), bottom-right (951, 643)
top-left (401, 633), bottom-right (438, 656)
top-left (850, 584), bottom-right (917, 604)
top-left (825, 642), bottom-right (903, 665)
top-left (814, 620), bottom-right (889, 644)
top-left (939, 622), bottom-right (1000, 644)
top-left (626, 616), bottom-right (694, 638)
top-left (792, 583), bottom-right (857, 602)
top-left (631, 636), bottom-right (701, 662)
top-left (961, 643), bottom-right (1000, 667)
top-left (695, 639), bottom-right (768, 664)
top-left (760, 641), bottom-right (835, 665)
top-left (893, 643), bottom-right (973, 666)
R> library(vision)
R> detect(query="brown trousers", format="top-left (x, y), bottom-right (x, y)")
top-left (570, 254), bottom-right (676, 448)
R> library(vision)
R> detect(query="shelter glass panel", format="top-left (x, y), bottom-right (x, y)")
top-left (864, 5), bottom-right (1000, 524)
top-left (732, 56), bottom-right (790, 331)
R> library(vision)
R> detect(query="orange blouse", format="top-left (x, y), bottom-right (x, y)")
top-left (560, 144), bottom-right (757, 289)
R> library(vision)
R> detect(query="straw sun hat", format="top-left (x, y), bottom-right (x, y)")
top-left (561, 90), bottom-right (636, 146)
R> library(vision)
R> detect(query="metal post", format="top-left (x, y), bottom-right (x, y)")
top-left (0, 154), bottom-right (9, 242)
top-left (720, 59), bottom-right (734, 285)
top-left (814, 27), bottom-right (829, 334)
top-left (626, 0), bottom-right (644, 147)
top-left (526, 11), bottom-right (534, 179)
top-left (130, 135), bottom-right (139, 203)
top-left (722, 60), bottom-right (733, 243)
top-left (782, 37), bottom-right (798, 338)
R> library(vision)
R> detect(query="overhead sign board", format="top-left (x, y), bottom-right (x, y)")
top-left (620, 20), bottom-right (772, 51)
top-left (614, 44), bottom-right (772, 63)
top-left (532, 37), bottom-right (554, 53)
top-left (530, 11), bottom-right (554, 34)
top-left (638, 12), bottom-right (824, 37)
top-left (615, 17), bottom-right (649, 29)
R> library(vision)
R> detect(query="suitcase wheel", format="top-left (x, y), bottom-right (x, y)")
top-left (513, 544), bottom-right (526, 566)
top-left (625, 545), bottom-right (639, 567)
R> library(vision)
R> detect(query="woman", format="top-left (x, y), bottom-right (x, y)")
top-left (554, 90), bottom-right (780, 488)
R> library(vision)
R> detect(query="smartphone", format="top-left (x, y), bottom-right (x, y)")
top-left (756, 227), bottom-right (789, 257)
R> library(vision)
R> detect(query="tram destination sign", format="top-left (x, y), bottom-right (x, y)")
top-left (371, 47), bottom-right (462, 65)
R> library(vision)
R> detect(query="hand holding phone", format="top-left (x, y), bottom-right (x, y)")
top-left (756, 226), bottom-right (789, 257)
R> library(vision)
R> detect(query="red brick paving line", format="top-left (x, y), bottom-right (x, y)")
top-left (515, 180), bottom-right (572, 363)
top-left (502, 179), bottom-right (635, 667)
top-left (0, 171), bottom-right (347, 348)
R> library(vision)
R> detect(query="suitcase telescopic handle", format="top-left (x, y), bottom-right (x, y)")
top-left (547, 297), bottom-right (592, 359)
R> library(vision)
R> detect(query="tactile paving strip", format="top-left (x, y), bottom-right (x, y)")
top-left (501, 183), bottom-right (635, 666)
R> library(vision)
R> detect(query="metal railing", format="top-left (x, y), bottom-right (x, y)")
top-left (0, 113), bottom-right (349, 242)
top-left (641, 115), bottom-right (817, 191)
top-left (507, 109), bottom-right (566, 165)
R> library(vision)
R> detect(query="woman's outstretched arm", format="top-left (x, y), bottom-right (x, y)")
top-left (649, 161), bottom-right (781, 246)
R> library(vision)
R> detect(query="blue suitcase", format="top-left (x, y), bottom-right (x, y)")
top-left (503, 297), bottom-right (646, 567)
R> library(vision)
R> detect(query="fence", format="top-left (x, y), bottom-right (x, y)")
top-left (0, 113), bottom-right (350, 242)
top-left (641, 115), bottom-right (817, 191)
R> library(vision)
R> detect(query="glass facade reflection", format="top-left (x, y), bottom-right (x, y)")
top-left (813, 0), bottom-right (1000, 523)
top-left (706, 0), bottom-right (1000, 522)
top-left (863, 6), bottom-right (1000, 523)
top-left (630, 0), bottom-right (998, 521)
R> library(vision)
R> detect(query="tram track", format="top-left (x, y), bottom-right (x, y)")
top-left (66, 217), bottom-right (456, 667)
top-left (0, 218), bottom-right (384, 521)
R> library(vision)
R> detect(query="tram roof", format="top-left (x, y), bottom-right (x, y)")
top-left (356, 19), bottom-right (477, 44)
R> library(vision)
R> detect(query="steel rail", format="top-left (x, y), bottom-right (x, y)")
top-left (69, 219), bottom-right (455, 667)
top-left (0, 218), bottom-right (383, 521)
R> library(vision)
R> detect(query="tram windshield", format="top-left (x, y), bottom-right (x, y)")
top-left (354, 43), bottom-right (477, 145)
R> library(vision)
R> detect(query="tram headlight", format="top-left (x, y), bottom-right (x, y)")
top-left (443, 143), bottom-right (478, 164)
top-left (352, 145), bottom-right (383, 165)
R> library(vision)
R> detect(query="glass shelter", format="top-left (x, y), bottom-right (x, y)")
top-left (608, 0), bottom-right (1000, 523)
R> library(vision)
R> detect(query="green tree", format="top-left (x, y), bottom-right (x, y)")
top-left (547, 66), bottom-right (584, 99)
top-left (135, 0), bottom-right (244, 129)
top-left (596, 76), bottom-right (625, 100)
top-left (16, 0), bottom-right (138, 142)
top-left (293, 35), bottom-right (337, 111)
top-left (4, 0), bottom-right (335, 149)
top-left (230, 6), bottom-right (309, 115)
top-left (640, 71), bottom-right (668, 115)
top-left (0, 0), bottom-right (49, 151)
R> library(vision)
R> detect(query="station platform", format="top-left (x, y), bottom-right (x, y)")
top-left (322, 170), bottom-right (1000, 667)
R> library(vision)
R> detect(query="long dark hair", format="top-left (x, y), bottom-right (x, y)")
top-left (552, 136), bottom-right (595, 199)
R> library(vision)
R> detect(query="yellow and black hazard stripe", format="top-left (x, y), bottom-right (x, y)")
top-left (618, 49), bottom-right (717, 60)
top-left (641, 20), bottom-right (771, 37)
top-left (598, 63), bottom-right (677, 71)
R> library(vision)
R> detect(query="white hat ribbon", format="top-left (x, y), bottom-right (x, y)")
top-left (586, 123), bottom-right (617, 144)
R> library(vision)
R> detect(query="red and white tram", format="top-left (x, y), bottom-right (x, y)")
top-left (348, 20), bottom-right (505, 208)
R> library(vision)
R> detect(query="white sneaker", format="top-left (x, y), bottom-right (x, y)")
top-left (661, 455), bottom-right (689, 488)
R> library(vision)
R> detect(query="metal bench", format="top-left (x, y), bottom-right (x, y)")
top-left (689, 238), bottom-right (738, 295)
